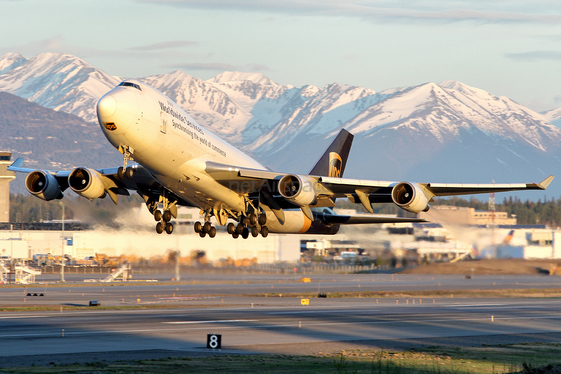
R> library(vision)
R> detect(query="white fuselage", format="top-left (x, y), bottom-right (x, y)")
top-left (96, 80), bottom-right (311, 233)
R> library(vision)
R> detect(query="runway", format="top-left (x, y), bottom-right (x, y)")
top-left (1, 274), bottom-right (561, 366)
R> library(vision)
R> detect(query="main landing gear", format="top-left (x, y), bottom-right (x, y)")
top-left (149, 189), bottom-right (176, 235)
top-left (194, 212), bottom-right (268, 239)
top-left (194, 221), bottom-right (216, 238)
top-left (154, 209), bottom-right (174, 235)
top-left (228, 213), bottom-right (269, 239)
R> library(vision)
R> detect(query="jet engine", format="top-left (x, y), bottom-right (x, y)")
top-left (278, 174), bottom-right (317, 206)
top-left (391, 182), bottom-right (430, 213)
top-left (25, 171), bottom-right (63, 201)
top-left (68, 168), bottom-right (106, 200)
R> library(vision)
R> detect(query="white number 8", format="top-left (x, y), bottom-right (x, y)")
top-left (209, 334), bottom-right (219, 348)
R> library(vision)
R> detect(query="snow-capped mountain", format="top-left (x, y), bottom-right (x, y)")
top-left (0, 52), bottom-right (120, 122)
top-left (1, 52), bottom-right (560, 197)
top-left (542, 106), bottom-right (561, 128)
top-left (0, 52), bottom-right (27, 75)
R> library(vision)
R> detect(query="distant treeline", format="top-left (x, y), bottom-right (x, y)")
top-left (340, 196), bottom-right (561, 228)
top-left (431, 196), bottom-right (561, 228)
top-left (8, 193), bottom-right (561, 228)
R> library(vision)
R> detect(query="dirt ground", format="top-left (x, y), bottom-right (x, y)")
top-left (400, 259), bottom-right (561, 276)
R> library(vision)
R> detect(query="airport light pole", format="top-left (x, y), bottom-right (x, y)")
top-left (60, 201), bottom-right (65, 283)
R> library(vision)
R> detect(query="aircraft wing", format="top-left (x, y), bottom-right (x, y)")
top-left (7, 158), bottom-right (190, 206)
top-left (205, 161), bottom-right (554, 215)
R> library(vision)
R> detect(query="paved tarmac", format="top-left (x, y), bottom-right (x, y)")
top-left (1, 273), bottom-right (561, 366)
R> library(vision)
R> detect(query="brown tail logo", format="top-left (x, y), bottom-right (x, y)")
top-left (329, 152), bottom-right (342, 178)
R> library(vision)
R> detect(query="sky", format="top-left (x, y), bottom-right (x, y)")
top-left (1, 0), bottom-right (561, 112)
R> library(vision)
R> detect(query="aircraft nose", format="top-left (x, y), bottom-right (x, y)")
top-left (97, 94), bottom-right (117, 118)
top-left (97, 88), bottom-right (138, 133)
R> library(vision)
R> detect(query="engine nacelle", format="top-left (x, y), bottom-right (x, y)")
top-left (278, 174), bottom-right (318, 207)
top-left (25, 171), bottom-right (63, 201)
top-left (68, 168), bottom-right (106, 200)
top-left (391, 182), bottom-right (430, 213)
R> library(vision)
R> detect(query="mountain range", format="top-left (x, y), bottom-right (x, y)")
top-left (1, 52), bottom-right (560, 198)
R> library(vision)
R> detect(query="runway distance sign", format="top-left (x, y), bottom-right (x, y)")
top-left (207, 333), bottom-right (222, 349)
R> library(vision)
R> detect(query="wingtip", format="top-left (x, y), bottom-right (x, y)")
top-left (538, 175), bottom-right (555, 190)
top-left (10, 157), bottom-right (23, 168)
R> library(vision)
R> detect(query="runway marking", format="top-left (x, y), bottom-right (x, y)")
top-left (163, 319), bottom-right (258, 324)
top-left (268, 310), bottom-right (381, 315)
top-left (0, 315), bottom-right (45, 320)
top-left (447, 304), bottom-right (505, 307)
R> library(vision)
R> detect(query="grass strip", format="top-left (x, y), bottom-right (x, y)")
top-left (1, 342), bottom-right (561, 373)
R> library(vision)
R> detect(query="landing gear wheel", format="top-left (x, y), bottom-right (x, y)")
top-left (251, 226), bottom-right (259, 238)
top-left (209, 226), bottom-right (216, 238)
top-left (236, 223), bottom-right (244, 234)
top-left (258, 214), bottom-right (267, 226)
top-left (125, 167), bottom-right (134, 179)
top-left (249, 213), bottom-right (258, 226)
top-left (261, 225), bottom-right (269, 238)
top-left (156, 221), bottom-right (164, 234)
top-left (163, 210), bottom-right (172, 222)
top-left (194, 221), bottom-right (202, 233)
top-left (165, 222), bottom-right (174, 234)
top-left (227, 222), bottom-right (236, 234)
top-left (242, 227), bottom-right (249, 239)
top-left (154, 210), bottom-right (162, 221)
top-left (117, 167), bottom-right (126, 179)
top-left (203, 221), bottom-right (212, 233)
top-left (199, 230), bottom-right (206, 238)
top-left (232, 231), bottom-right (239, 239)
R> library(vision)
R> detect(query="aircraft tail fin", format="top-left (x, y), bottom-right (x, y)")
top-left (309, 129), bottom-right (354, 178)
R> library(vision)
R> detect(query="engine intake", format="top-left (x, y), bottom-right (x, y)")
top-left (68, 168), bottom-right (106, 200)
top-left (278, 174), bottom-right (317, 207)
top-left (391, 182), bottom-right (430, 213)
top-left (25, 171), bottom-right (63, 201)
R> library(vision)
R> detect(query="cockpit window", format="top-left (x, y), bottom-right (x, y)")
top-left (118, 82), bottom-right (142, 91)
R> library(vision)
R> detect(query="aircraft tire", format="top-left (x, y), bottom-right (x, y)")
top-left (165, 222), bottom-right (174, 234)
top-left (156, 222), bottom-right (164, 234)
top-left (194, 221), bottom-right (202, 233)
top-left (203, 221), bottom-right (212, 233)
top-left (154, 210), bottom-right (162, 221)
top-left (209, 226), bottom-right (216, 238)
top-left (125, 167), bottom-right (134, 179)
top-left (232, 231), bottom-right (239, 239)
top-left (251, 226), bottom-right (259, 237)
top-left (258, 214), bottom-right (267, 226)
top-left (227, 222), bottom-right (236, 234)
top-left (261, 225), bottom-right (269, 238)
top-left (249, 213), bottom-right (258, 226)
top-left (117, 167), bottom-right (125, 179)
top-left (236, 223), bottom-right (244, 234)
top-left (163, 210), bottom-right (172, 222)
top-left (199, 230), bottom-right (206, 238)
top-left (242, 227), bottom-right (249, 239)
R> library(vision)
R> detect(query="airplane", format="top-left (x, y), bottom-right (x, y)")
top-left (8, 79), bottom-right (555, 239)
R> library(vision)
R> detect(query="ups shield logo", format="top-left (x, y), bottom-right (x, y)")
top-left (329, 152), bottom-right (342, 178)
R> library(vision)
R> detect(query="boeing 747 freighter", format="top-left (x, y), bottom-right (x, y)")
top-left (9, 80), bottom-right (554, 238)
